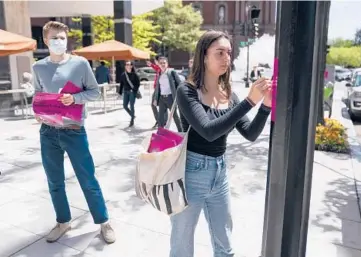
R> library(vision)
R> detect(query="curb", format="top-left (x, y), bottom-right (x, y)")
top-left (332, 83), bottom-right (361, 219)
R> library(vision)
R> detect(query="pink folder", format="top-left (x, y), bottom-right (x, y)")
top-left (32, 81), bottom-right (84, 122)
top-left (157, 127), bottom-right (184, 145)
top-left (61, 81), bottom-right (83, 94)
top-left (148, 133), bottom-right (179, 153)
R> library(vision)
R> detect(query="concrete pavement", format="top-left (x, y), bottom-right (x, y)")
top-left (0, 84), bottom-right (360, 257)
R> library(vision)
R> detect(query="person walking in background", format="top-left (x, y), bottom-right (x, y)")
top-left (153, 56), bottom-right (182, 132)
top-left (32, 21), bottom-right (115, 244)
top-left (250, 65), bottom-right (262, 82)
top-left (95, 61), bottom-right (110, 84)
top-left (118, 61), bottom-right (140, 127)
top-left (20, 72), bottom-right (35, 102)
top-left (180, 57), bottom-right (194, 80)
top-left (171, 30), bottom-right (271, 257)
top-left (147, 56), bottom-right (167, 128)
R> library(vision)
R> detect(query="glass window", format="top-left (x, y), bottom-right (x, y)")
top-left (354, 75), bottom-right (361, 87)
top-left (218, 5), bottom-right (226, 24)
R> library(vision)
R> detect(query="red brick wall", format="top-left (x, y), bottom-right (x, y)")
top-left (169, 0), bottom-right (276, 68)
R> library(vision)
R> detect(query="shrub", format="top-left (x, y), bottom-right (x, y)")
top-left (315, 118), bottom-right (350, 153)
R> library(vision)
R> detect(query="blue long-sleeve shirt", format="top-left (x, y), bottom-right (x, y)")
top-left (32, 55), bottom-right (100, 126)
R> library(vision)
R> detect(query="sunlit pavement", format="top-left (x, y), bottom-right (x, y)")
top-left (0, 83), bottom-right (360, 256)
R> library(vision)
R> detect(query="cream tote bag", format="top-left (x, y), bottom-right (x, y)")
top-left (135, 99), bottom-right (190, 215)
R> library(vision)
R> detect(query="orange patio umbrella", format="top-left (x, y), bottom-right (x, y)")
top-left (0, 29), bottom-right (37, 56)
top-left (73, 40), bottom-right (150, 83)
top-left (72, 40), bottom-right (150, 60)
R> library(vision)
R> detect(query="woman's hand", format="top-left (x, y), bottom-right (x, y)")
top-left (263, 88), bottom-right (272, 107)
top-left (247, 78), bottom-right (271, 105)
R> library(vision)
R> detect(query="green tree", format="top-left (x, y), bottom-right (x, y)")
top-left (133, 13), bottom-right (161, 52)
top-left (326, 46), bottom-right (361, 67)
top-left (68, 14), bottom-right (160, 54)
top-left (68, 16), bottom-right (114, 49)
top-left (330, 37), bottom-right (354, 48)
top-left (354, 28), bottom-right (361, 46)
top-left (153, 0), bottom-right (203, 53)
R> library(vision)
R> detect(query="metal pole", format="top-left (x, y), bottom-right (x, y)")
top-left (263, 1), bottom-right (318, 256)
top-left (316, 1), bottom-right (331, 125)
top-left (299, 1), bottom-right (331, 256)
top-left (245, 3), bottom-right (250, 88)
top-left (114, 0), bottom-right (132, 82)
top-left (261, 1), bottom-right (281, 255)
top-left (246, 42), bottom-right (250, 88)
top-left (82, 15), bottom-right (93, 67)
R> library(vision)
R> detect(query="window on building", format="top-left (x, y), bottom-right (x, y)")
top-left (31, 26), bottom-right (46, 49)
top-left (192, 2), bottom-right (202, 15)
top-left (218, 5), bottom-right (226, 24)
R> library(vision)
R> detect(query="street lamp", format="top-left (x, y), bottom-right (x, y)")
top-left (244, 5), bottom-right (261, 88)
top-left (161, 26), bottom-right (165, 56)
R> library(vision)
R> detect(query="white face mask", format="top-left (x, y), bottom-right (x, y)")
top-left (48, 39), bottom-right (67, 55)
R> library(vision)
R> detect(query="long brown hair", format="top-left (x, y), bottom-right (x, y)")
top-left (187, 30), bottom-right (232, 98)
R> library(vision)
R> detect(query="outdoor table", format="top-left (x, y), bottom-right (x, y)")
top-left (0, 88), bottom-right (29, 118)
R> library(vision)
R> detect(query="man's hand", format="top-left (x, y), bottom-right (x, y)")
top-left (153, 100), bottom-right (157, 107)
top-left (146, 61), bottom-right (152, 67)
top-left (35, 115), bottom-right (43, 123)
top-left (60, 94), bottom-right (74, 106)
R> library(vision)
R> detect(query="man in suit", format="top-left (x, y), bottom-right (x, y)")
top-left (153, 56), bottom-right (182, 132)
top-left (147, 56), bottom-right (167, 128)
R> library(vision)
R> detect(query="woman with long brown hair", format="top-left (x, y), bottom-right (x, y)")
top-left (171, 30), bottom-right (272, 256)
top-left (118, 61), bottom-right (140, 127)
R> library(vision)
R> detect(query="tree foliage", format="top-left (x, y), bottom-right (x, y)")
top-left (68, 13), bottom-right (160, 54)
top-left (152, 0), bottom-right (203, 53)
top-left (355, 28), bottom-right (361, 46)
top-left (327, 31), bottom-right (361, 67)
top-left (326, 46), bottom-right (361, 67)
top-left (330, 37), bottom-right (354, 48)
top-left (132, 13), bottom-right (161, 52)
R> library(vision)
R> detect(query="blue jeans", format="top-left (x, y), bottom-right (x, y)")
top-left (123, 90), bottom-right (136, 119)
top-left (170, 151), bottom-right (234, 257)
top-left (40, 124), bottom-right (109, 224)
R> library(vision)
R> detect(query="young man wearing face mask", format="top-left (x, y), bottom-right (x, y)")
top-left (32, 21), bottom-right (115, 244)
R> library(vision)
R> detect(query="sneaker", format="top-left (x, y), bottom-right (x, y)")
top-left (101, 222), bottom-right (116, 244)
top-left (46, 222), bottom-right (71, 243)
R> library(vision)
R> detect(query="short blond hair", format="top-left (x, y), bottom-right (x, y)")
top-left (42, 21), bottom-right (69, 39)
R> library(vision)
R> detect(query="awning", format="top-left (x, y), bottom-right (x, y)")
top-left (0, 29), bottom-right (37, 56)
top-left (72, 40), bottom-right (150, 60)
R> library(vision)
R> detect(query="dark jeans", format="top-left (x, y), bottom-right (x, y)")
top-left (151, 92), bottom-right (167, 124)
top-left (40, 124), bottom-right (108, 224)
top-left (158, 94), bottom-right (182, 132)
top-left (123, 90), bottom-right (136, 119)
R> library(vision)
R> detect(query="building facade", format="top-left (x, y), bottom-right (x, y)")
top-left (0, 1), bottom-right (162, 113)
top-left (169, 0), bottom-right (276, 69)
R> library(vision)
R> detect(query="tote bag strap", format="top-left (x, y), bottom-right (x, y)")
top-left (165, 88), bottom-right (202, 129)
top-left (125, 72), bottom-right (135, 90)
top-left (165, 96), bottom-right (178, 129)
